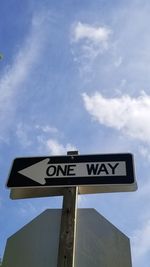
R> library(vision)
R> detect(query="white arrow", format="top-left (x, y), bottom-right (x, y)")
top-left (18, 159), bottom-right (78, 185)
top-left (18, 158), bottom-right (50, 185)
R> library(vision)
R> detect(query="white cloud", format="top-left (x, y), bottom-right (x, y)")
top-left (36, 126), bottom-right (76, 156)
top-left (71, 22), bottom-right (112, 64)
top-left (16, 123), bottom-right (32, 148)
top-left (46, 139), bottom-right (77, 155)
top-left (14, 120), bottom-right (76, 156)
top-left (138, 145), bottom-right (150, 162)
top-left (15, 122), bottom-right (59, 150)
top-left (82, 91), bottom-right (150, 143)
top-left (35, 124), bottom-right (58, 134)
top-left (114, 56), bottom-right (123, 67)
top-left (72, 22), bottom-right (111, 44)
top-left (0, 11), bottom-right (48, 141)
top-left (132, 219), bottom-right (150, 266)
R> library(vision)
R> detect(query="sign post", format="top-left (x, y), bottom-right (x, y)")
top-left (57, 151), bottom-right (78, 267)
top-left (57, 186), bottom-right (78, 267)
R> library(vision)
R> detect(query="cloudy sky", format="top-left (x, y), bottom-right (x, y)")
top-left (1, 0), bottom-right (150, 265)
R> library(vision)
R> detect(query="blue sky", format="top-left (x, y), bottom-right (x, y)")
top-left (1, 0), bottom-right (150, 266)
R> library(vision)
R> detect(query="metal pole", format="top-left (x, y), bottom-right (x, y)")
top-left (57, 151), bottom-right (78, 267)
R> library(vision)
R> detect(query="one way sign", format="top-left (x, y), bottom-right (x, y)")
top-left (7, 153), bottom-right (136, 190)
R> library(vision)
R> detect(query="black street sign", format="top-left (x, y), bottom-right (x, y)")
top-left (7, 153), bottom-right (135, 189)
